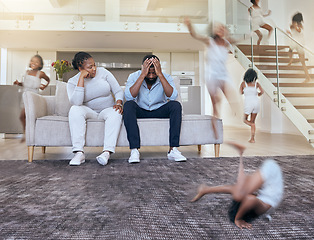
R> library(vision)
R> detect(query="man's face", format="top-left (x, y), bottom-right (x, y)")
top-left (145, 67), bottom-right (158, 83)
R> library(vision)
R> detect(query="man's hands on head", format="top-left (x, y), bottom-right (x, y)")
top-left (141, 57), bottom-right (162, 77)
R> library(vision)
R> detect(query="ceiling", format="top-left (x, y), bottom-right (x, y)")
top-left (0, 0), bottom-right (208, 52)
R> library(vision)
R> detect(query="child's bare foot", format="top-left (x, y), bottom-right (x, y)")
top-left (248, 139), bottom-right (255, 143)
top-left (234, 219), bottom-right (252, 229)
top-left (225, 141), bottom-right (246, 156)
top-left (190, 184), bottom-right (207, 202)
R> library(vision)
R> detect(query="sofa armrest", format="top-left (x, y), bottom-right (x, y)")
top-left (23, 91), bottom-right (48, 145)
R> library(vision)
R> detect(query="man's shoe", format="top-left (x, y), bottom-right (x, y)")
top-left (69, 152), bottom-right (85, 166)
top-left (128, 149), bottom-right (140, 163)
top-left (167, 147), bottom-right (187, 162)
top-left (96, 151), bottom-right (110, 166)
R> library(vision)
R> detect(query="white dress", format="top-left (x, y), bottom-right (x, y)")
top-left (289, 27), bottom-right (305, 53)
top-left (21, 71), bottom-right (41, 107)
top-left (243, 82), bottom-right (260, 115)
top-left (205, 38), bottom-right (233, 95)
top-left (250, 7), bottom-right (266, 31)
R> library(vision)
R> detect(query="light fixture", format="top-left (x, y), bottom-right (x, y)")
top-left (136, 22), bottom-right (139, 30)
top-left (124, 22), bottom-right (128, 30)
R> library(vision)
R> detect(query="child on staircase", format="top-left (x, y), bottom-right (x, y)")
top-left (239, 68), bottom-right (264, 143)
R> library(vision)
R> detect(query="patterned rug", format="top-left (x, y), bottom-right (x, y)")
top-left (0, 155), bottom-right (313, 240)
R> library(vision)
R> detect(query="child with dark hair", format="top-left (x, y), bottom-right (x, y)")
top-left (249, 0), bottom-right (273, 45)
top-left (287, 12), bottom-right (311, 82)
top-left (191, 142), bottom-right (284, 229)
top-left (239, 68), bottom-right (264, 143)
top-left (13, 54), bottom-right (50, 142)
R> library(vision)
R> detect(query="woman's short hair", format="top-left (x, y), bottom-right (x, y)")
top-left (30, 55), bottom-right (44, 70)
top-left (72, 52), bottom-right (92, 70)
top-left (244, 68), bottom-right (258, 83)
top-left (292, 12), bottom-right (303, 23)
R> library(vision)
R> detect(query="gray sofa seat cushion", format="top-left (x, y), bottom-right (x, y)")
top-left (35, 114), bottom-right (222, 147)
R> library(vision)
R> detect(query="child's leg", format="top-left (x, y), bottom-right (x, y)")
top-left (234, 194), bottom-right (271, 229)
top-left (249, 113), bottom-right (257, 143)
top-left (298, 52), bottom-right (311, 82)
top-left (243, 114), bottom-right (252, 126)
top-left (287, 48), bottom-right (293, 66)
top-left (261, 24), bottom-right (273, 39)
top-left (254, 30), bottom-right (263, 46)
top-left (226, 142), bottom-right (264, 201)
top-left (191, 184), bottom-right (235, 202)
top-left (19, 108), bottom-right (26, 142)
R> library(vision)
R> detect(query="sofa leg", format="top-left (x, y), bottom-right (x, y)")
top-left (28, 146), bottom-right (34, 163)
top-left (214, 144), bottom-right (220, 157)
top-left (42, 146), bottom-right (46, 154)
top-left (197, 145), bottom-right (201, 152)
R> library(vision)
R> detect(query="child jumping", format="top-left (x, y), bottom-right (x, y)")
top-left (191, 141), bottom-right (284, 229)
top-left (239, 68), bottom-right (264, 143)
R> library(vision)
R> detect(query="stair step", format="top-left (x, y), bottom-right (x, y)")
top-left (283, 93), bottom-right (314, 98)
top-left (295, 105), bottom-right (314, 109)
top-left (273, 83), bottom-right (314, 87)
top-left (248, 57), bottom-right (308, 63)
top-left (242, 51), bottom-right (294, 57)
top-left (255, 65), bottom-right (314, 71)
top-left (265, 73), bottom-right (314, 78)
top-left (237, 44), bottom-right (289, 51)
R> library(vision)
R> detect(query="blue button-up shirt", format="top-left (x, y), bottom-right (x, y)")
top-left (124, 70), bottom-right (178, 111)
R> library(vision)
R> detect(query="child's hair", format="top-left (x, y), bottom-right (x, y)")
top-left (72, 52), bottom-right (92, 70)
top-left (244, 68), bottom-right (258, 83)
top-left (292, 12), bottom-right (303, 23)
top-left (228, 200), bottom-right (259, 223)
top-left (250, 0), bottom-right (256, 5)
top-left (29, 54), bottom-right (44, 70)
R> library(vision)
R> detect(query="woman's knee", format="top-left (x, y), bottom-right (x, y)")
top-left (69, 105), bottom-right (86, 119)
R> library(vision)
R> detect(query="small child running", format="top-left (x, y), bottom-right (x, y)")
top-left (239, 68), bottom-right (264, 143)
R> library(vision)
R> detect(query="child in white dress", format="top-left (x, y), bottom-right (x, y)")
top-left (191, 141), bottom-right (284, 230)
top-left (184, 17), bottom-right (240, 139)
top-left (249, 0), bottom-right (273, 46)
top-left (239, 69), bottom-right (264, 143)
top-left (13, 55), bottom-right (50, 142)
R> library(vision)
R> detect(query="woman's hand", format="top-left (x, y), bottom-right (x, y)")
top-left (113, 100), bottom-right (123, 114)
top-left (80, 69), bottom-right (91, 79)
top-left (13, 80), bottom-right (21, 86)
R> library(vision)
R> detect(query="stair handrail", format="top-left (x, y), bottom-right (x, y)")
top-left (275, 27), bottom-right (314, 56)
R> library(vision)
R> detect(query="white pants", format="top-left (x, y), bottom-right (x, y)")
top-left (69, 105), bottom-right (122, 153)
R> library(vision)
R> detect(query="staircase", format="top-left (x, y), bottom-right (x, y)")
top-left (236, 44), bottom-right (314, 146)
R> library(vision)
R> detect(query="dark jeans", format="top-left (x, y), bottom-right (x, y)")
top-left (123, 100), bottom-right (182, 149)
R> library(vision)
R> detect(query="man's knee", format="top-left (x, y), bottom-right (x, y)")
top-left (168, 100), bottom-right (182, 112)
top-left (123, 101), bottom-right (137, 112)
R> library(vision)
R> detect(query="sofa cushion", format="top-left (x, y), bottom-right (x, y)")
top-left (55, 81), bottom-right (72, 117)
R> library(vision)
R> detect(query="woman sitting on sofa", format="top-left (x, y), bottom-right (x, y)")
top-left (67, 52), bottom-right (124, 166)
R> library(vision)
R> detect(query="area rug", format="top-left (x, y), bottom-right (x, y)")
top-left (0, 155), bottom-right (313, 239)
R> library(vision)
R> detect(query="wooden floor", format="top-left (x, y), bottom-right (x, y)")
top-left (1, 126), bottom-right (314, 162)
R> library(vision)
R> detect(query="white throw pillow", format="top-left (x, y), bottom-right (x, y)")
top-left (55, 81), bottom-right (72, 117)
top-left (173, 76), bottom-right (184, 115)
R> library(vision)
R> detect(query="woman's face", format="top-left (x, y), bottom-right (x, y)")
top-left (29, 57), bottom-right (42, 70)
top-left (79, 57), bottom-right (97, 78)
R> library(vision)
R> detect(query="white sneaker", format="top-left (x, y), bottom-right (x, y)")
top-left (167, 147), bottom-right (187, 162)
top-left (69, 152), bottom-right (85, 166)
top-left (96, 151), bottom-right (110, 166)
top-left (128, 149), bottom-right (140, 163)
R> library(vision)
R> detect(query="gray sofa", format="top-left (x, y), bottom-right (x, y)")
top-left (23, 80), bottom-right (223, 162)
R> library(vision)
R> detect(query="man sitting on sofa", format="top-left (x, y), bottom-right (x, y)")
top-left (123, 54), bottom-right (187, 163)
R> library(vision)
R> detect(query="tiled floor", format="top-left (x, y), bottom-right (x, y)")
top-left (1, 126), bottom-right (314, 161)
